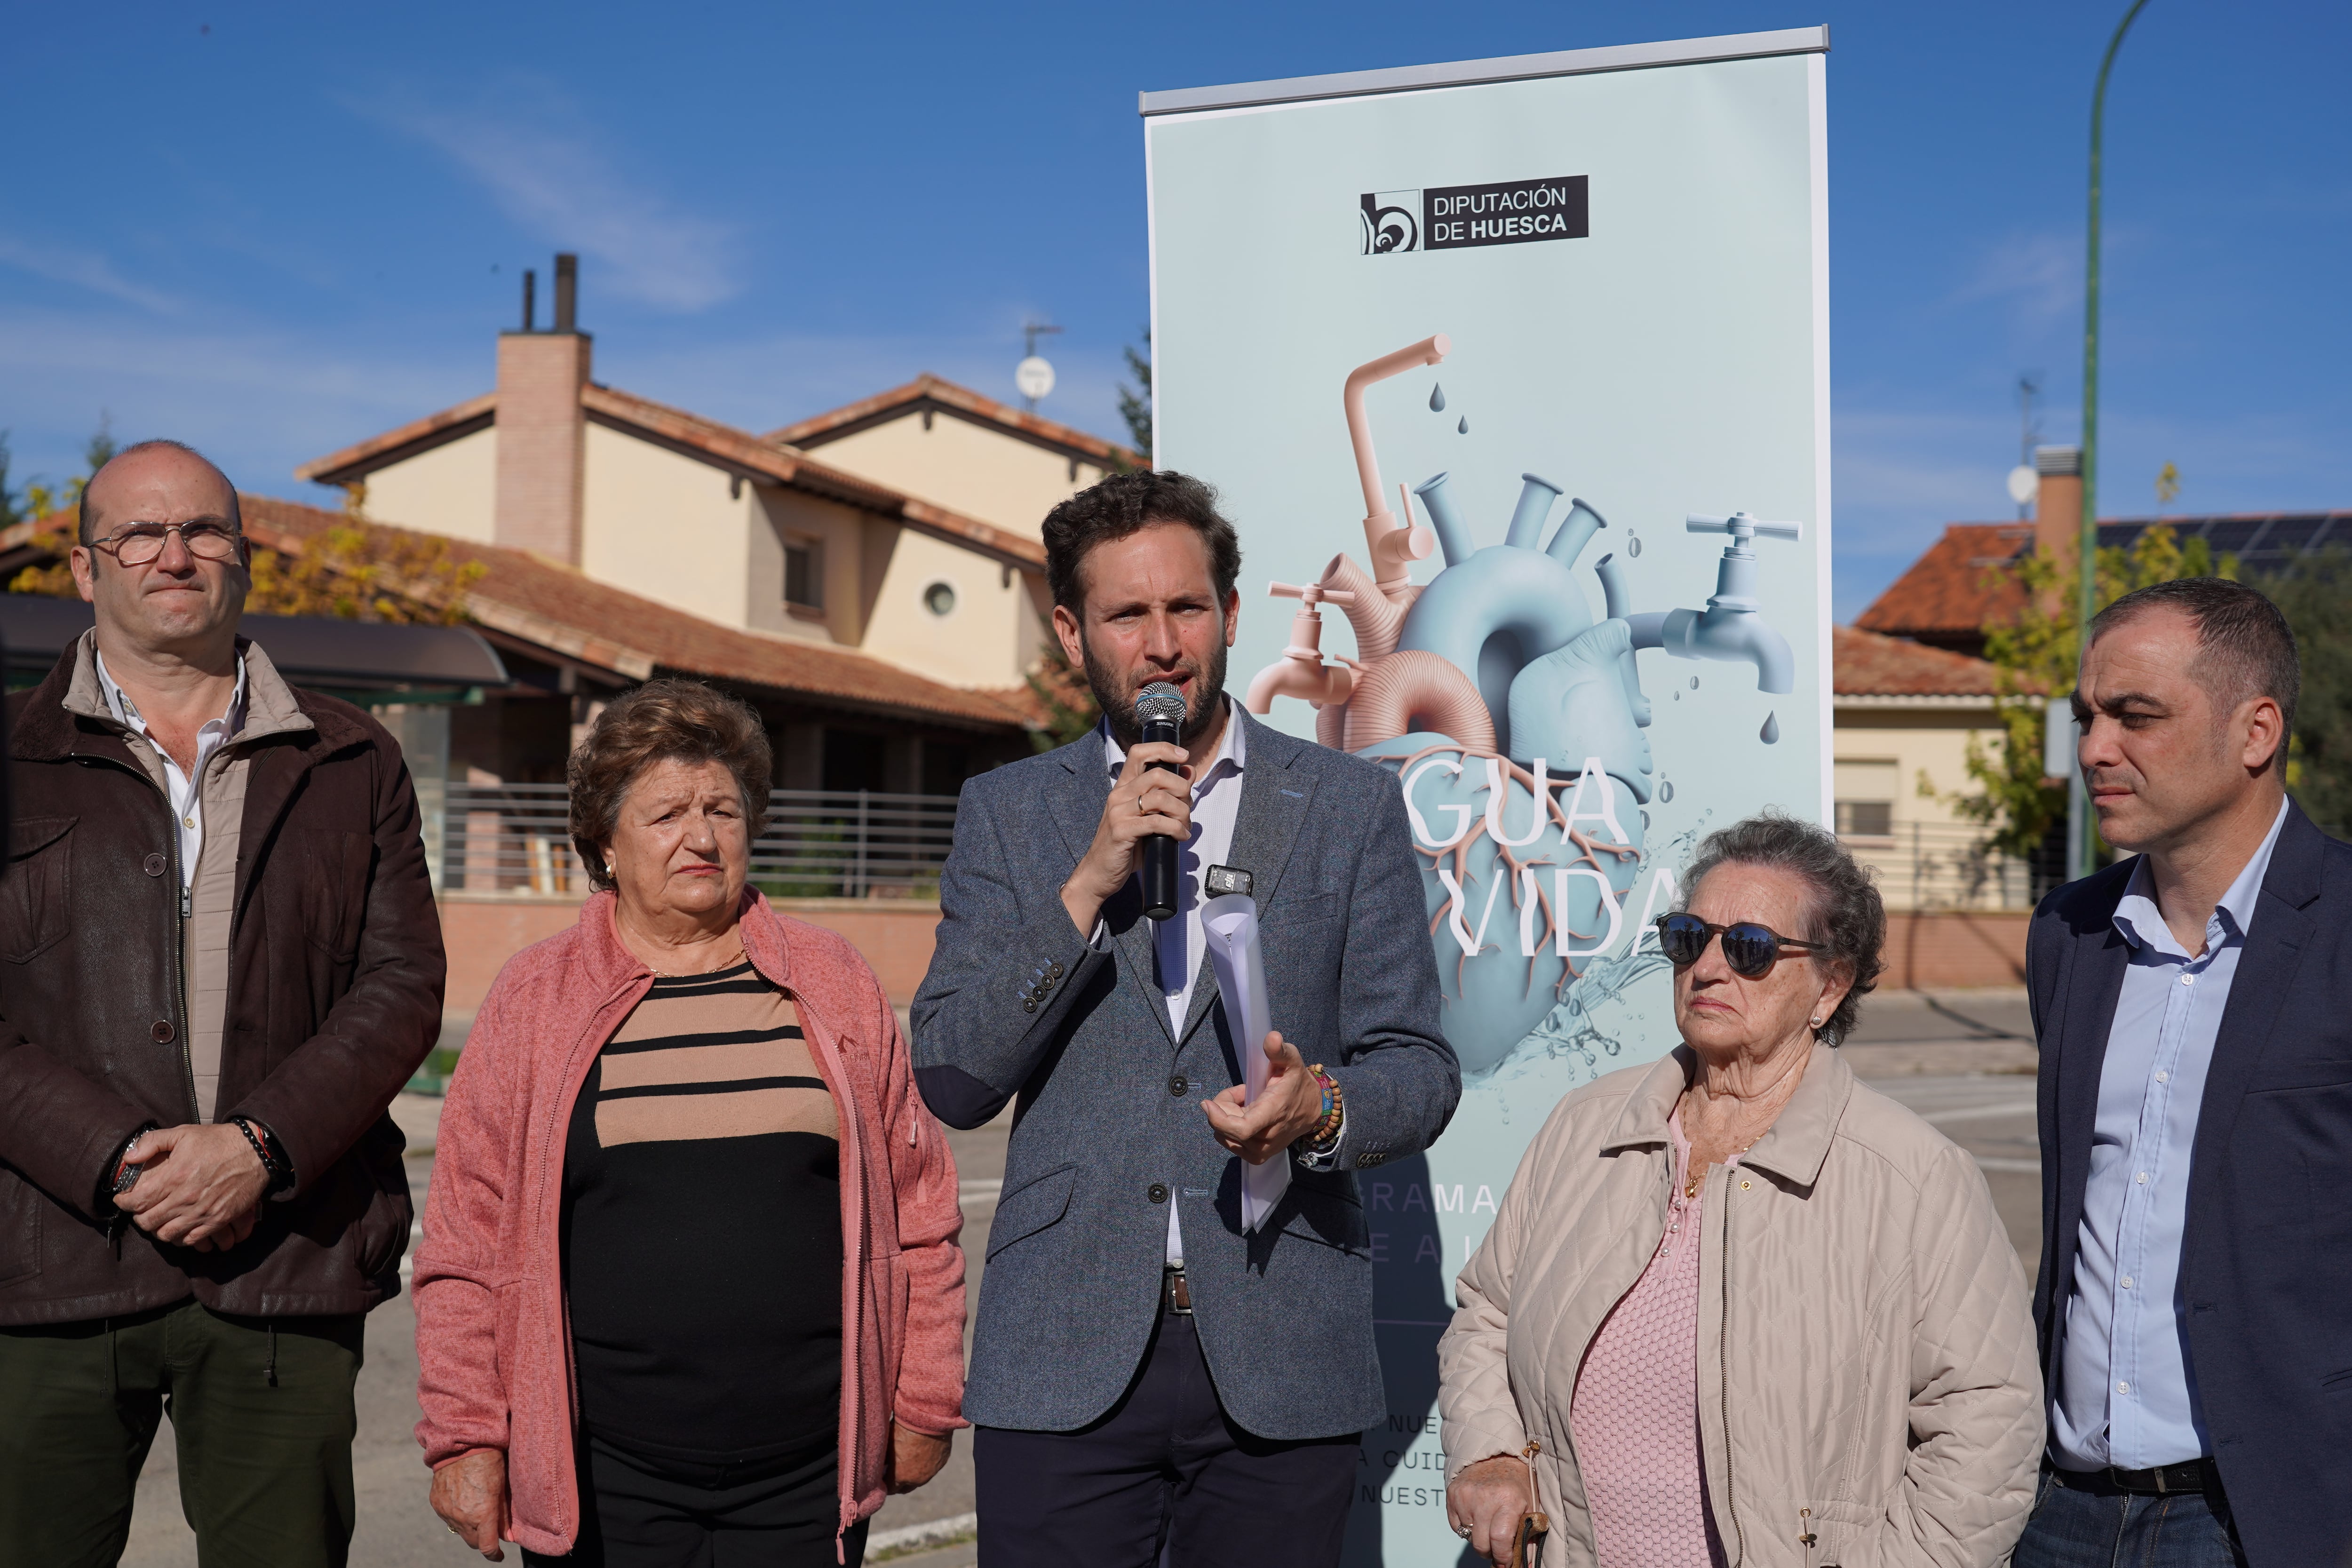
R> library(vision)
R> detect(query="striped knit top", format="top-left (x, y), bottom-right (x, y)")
top-left (561, 961), bottom-right (844, 1466)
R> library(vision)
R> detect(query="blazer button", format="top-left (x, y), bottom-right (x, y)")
top-left (1049, 962), bottom-right (1064, 978)
top-left (142, 852), bottom-right (167, 877)
top-left (1021, 998), bottom-right (1037, 1013)
top-left (151, 1020), bottom-right (175, 1043)
top-left (1147, 1183), bottom-right (1168, 1204)
top-left (1168, 1075), bottom-right (1188, 1097)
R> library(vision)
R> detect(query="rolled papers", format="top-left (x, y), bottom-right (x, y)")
top-left (1201, 891), bottom-right (1292, 1232)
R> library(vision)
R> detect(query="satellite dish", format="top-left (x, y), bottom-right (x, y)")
top-left (1015, 356), bottom-right (1056, 402)
top-left (2006, 464), bottom-right (2040, 507)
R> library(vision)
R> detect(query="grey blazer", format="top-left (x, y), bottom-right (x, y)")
top-left (912, 709), bottom-right (1457, 1438)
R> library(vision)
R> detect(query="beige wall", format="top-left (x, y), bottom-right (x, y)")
top-left (749, 487), bottom-right (872, 647)
top-left (859, 524), bottom-right (1032, 690)
top-left (1834, 701), bottom-right (2034, 911)
top-left (356, 427), bottom-right (499, 543)
top-left (806, 409), bottom-right (1109, 541)
top-left (580, 422), bottom-right (753, 629)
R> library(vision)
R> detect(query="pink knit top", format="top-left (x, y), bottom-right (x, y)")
top-left (1570, 1109), bottom-right (1730, 1568)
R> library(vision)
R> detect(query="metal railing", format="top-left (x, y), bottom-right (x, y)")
top-left (1838, 817), bottom-right (2040, 913)
top-left (441, 783), bottom-right (959, 899)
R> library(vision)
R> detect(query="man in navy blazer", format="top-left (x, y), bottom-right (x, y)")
top-left (913, 471), bottom-right (1457, 1568)
top-left (2019, 577), bottom-right (2346, 1568)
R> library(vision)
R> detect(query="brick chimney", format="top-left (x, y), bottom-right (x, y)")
top-left (2034, 445), bottom-right (2083, 574)
top-left (494, 253), bottom-right (590, 564)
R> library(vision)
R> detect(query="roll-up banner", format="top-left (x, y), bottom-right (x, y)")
top-left (1143, 28), bottom-right (1832, 1562)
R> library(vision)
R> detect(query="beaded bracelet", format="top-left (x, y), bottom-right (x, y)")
top-left (1303, 1065), bottom-right (1344, 1154)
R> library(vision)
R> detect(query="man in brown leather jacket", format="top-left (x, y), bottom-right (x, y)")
top-left (0, 441), bottom-right (445, 1567)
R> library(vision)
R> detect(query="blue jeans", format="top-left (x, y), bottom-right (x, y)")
top-left (2013, 1466), bottom-right (2246, 1568)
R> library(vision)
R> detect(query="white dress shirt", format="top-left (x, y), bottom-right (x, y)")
top-left (1104, 709), bottom-right (1245, 1269)
top-left (95, 650), bottom-right (248, 897)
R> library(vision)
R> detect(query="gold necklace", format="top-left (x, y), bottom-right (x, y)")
top-left (1685, 1130), bottom-right (1764, 1199)
top-left (649, 941), bottom-right (746, 979)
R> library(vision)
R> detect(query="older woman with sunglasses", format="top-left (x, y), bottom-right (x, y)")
top-left (1437, 815), bottom-right (2040, 1568)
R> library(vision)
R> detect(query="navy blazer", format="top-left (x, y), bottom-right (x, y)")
top-left (912, 709), bottom-right (1459, 1438)
top-left (2028, 800), bottom-right (2352, 1565)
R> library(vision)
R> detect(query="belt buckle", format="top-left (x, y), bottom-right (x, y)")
top-left (1163, 1266), bottom-right (1193, 1315)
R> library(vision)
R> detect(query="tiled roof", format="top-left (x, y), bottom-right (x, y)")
top-left (0, 497), bottom-right (1036, 732)
top-left (1832, 624), bottom-right (2013, 698)
top-left (1853, 524), bottom-right (2034, 644)
top-left (1857, 511), bottom-right (2352, 644)
top-left (763, 373), bottom-right (1140, 468)
top-left (293, 383), bottom-right (1046, 571)
top-left (292, 393), bottom-right (495, 485)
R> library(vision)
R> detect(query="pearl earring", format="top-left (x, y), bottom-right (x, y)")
top-left (1809, 1017), bottom-right (1823, 1028)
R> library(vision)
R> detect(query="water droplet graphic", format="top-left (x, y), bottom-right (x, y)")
top-left (1672, 691), bottom-right (1681, 701)
top-left (1759, 711), bottom-right (1780, 745)
top-left (1659, 780), bottom-right (1676, 803)
top-left (1627, 535), bottom-right (1643, 557)
top-left (1640, 810), bottom-right (1652, 830)
top-left (1429, 383), bottom-right (1446, 412)
top-left (1457, 416), bottom-right (1469, 434)
top-left (1689, 677), bottom-right (1700, 690)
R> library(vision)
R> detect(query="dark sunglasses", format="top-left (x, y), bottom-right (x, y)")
top-left (1654, 913), bottom-right (1826, 979)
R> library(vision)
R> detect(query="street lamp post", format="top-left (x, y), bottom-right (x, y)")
top-left (2072, 0), bottom-right (2153, 881)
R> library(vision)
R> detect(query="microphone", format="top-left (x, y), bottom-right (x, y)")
top-left (1135, 682), bottom-right (1186, 922)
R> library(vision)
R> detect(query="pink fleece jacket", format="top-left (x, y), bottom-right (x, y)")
top-left (412, 891), bottom-right (967, 1558)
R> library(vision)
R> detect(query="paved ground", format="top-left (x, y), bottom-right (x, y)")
top-left (118, 988), bottom-right (2042, 1566)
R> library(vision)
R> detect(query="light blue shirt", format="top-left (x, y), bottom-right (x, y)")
top-left (2051, 797), bottom-right (2288, 1470)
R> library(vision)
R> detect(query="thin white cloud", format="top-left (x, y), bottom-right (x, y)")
top-left (355, 88), bottom-right (744, 313)
top-left (0, 307), bottom-right (477, 494)
top-left (0, 236), bottom-right (179, 314)
top-left (1947, 231), bottom-right (2079, 330)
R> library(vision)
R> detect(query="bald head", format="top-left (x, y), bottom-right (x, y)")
top-left (79, 440), bottom-right (241, 547)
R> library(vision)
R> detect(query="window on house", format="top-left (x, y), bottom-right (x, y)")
top-left (1835, 800), bottom-right (1894, 839)
top-left (785, 538), bottom-right (822, 609)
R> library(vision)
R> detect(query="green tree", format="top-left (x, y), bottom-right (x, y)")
top-left (83, 414), bottom-right (117, 482)
top-left (1114, 331), bottom-right (1151, 467)
top-left (1948, 524), bottom-right (2228, 860)
top-left (1024, 613), bottom-right (1099, 751)
top-left (0, 431), bottom-right (22, 529)
top-left (2265, 548), bottom-right (2352, 836)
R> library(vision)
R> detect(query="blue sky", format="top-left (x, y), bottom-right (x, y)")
top-left (5, 1), bottom-right (2346, 618)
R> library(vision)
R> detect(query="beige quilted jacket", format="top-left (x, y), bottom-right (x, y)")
top-left (1438, 1043), bottom-right (2041, 1568)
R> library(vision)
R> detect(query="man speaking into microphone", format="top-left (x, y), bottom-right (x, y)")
top-left (914, 470), bottom-right (1457, 1567)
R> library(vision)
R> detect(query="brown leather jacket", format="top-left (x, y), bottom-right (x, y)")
top-left (0, 637), bottom-right (445, 1325)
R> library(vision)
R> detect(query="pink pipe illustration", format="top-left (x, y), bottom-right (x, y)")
top-left (1343, 334), bottom-right (1447, 592)
top-left (1343, 651), bottom-right (1495, 754)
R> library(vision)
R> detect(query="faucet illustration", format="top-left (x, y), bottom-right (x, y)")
top-left (1342, 335), bottom-right (1446, 594)
top-left (1609, 513), bottom-right (1802, 694)
top-left (1244, 580), bottom-right (1359, 713)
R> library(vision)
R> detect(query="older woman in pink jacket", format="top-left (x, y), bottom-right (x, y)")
top-left (414, 681), bottom-right (966, 1567)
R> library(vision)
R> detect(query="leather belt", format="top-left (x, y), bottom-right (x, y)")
top-left (2050, 1458), bottom-right (2217, 1497)
top-left (1162, 1265), bottom-right (1192, 1316)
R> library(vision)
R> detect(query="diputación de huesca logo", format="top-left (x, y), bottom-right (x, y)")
top-left (1360, 176), bottom-right (1589, 255)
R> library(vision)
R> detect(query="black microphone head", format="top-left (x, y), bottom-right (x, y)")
top-left (1136, 682), bottom-right (1186, 731)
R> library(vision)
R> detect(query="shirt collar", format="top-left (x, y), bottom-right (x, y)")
top-left (2111, 796), bottom-right (2289, 958)
top-left (95, 647), bottom-right (248, 742)
top-left (1101, 697), bottom-right (1247, 781)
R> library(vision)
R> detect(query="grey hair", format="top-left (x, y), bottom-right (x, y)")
top-left (1677, 812), bottom-right (1886, 1047)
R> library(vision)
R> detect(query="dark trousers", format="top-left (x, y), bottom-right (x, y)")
top-left (0, 1297), bottom-right (364, 1568)
top-left (2013, 1464), bottom-right (2247, 1568)
top-left (974, 1303), bottom-right (1359, 1568)
top-left (522, 1433), bottom-right (864, 1568)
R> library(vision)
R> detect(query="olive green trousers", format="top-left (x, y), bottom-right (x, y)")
top-left (0, 1297), bottom-right (364, 1568)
